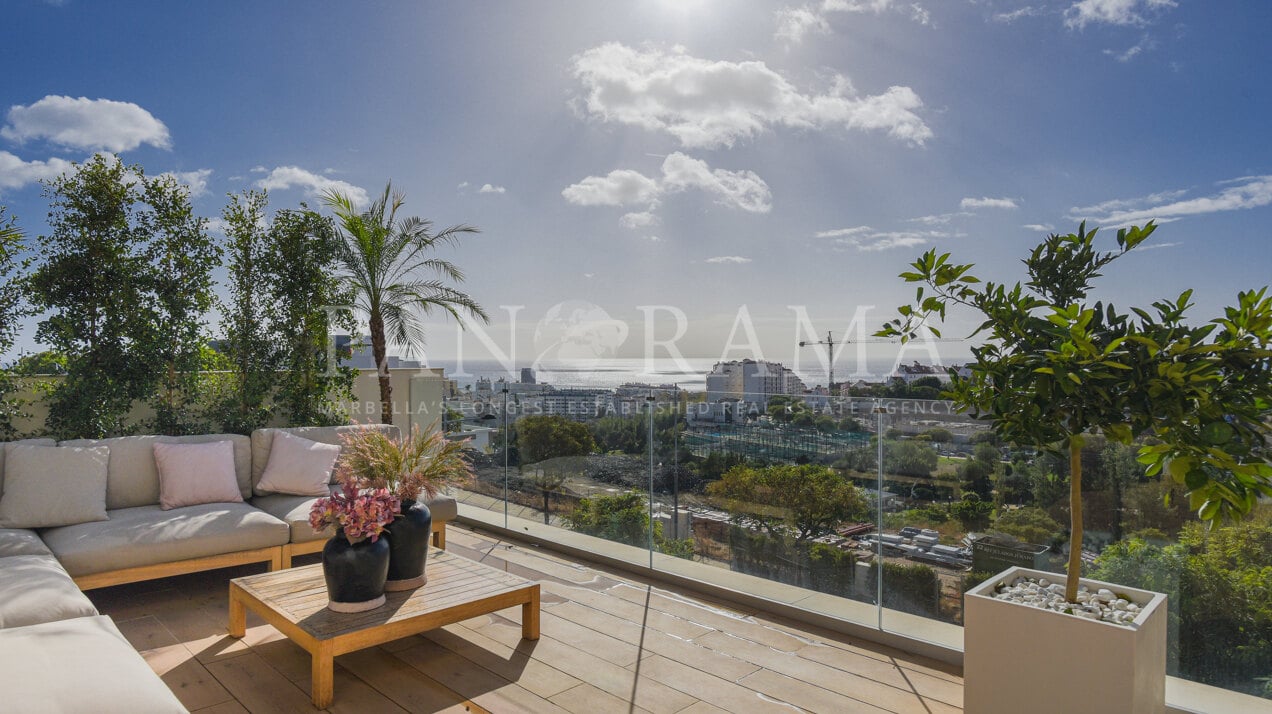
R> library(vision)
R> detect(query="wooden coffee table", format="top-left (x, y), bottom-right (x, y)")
top-left (227, 547), bottom-right (540, 708)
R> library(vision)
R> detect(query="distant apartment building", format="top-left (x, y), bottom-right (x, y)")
top-left (891, 361), bottom-right (972, 385)
top-left (704, 359), bottom-right (806, 413)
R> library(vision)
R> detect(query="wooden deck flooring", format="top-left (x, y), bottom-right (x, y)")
top-left (87, 525), bottom-right (964, 713)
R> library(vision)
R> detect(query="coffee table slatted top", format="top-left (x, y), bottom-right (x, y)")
top-left (231, 548), bottom-right (535, 640)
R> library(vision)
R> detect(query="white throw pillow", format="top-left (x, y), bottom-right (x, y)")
top-left (256, 431), bottom-right (342, 497)
top-left (0, 444), bottom-right (109, 528)
top-left (154, 440), bottom-right (243, 510)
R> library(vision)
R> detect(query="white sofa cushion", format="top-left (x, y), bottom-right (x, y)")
top-left (40, 502), bottom-right (289, 577)
top-left (0, 438), bottom-right (55, 497)
top-left (61, 434), bottom-right (252, 510)
top-left (154, 440), bottom-right (243, 510)
top-left (255, 431), bottom-right (341, 497)
top-left (0, 615), bottom-right (186, 713)
top-left (0, 528), bottom-right (52, 558)
top-left (0, 443), bottom-right (109, 529)
top-left (0, 553), bottom-right (98, 628)
top-left (250, 424), bottom-right (399, 496)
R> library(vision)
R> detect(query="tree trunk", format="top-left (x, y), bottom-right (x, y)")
top-left (369, 310), bottom-right (392, 425)
top-left (542, 489), bottom-right (551, 525)
top-left (1065, 435), bottom-right (1085, 602)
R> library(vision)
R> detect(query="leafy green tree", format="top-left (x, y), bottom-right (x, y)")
top-left (323, 183), bottom-right (487, 424)
top-left (517, 415), bottom-right (596, 463)
top-left (959, 442), bottom-right (1000, 500)
top-left (0, 208), bottom-right (30, 438)
top-left (885, 440), bottom-right (939, 478)
top-left (214, 190), bottom-right (276, 434)
top-left (951, 493), bottom-right (994, 531)
top-left (141, 174), bottom-right (219, 435)
top-left (1092, 517), bottom-right (1272, 698)
top-left (990, 506), bottom-right (1063, 546)
top-left (880, 221), bottom-right (1272, 601)
top-left (707, 463), bottom-right (867, 541)
top-left (25, 158), bottom-right (218, 437)
top-left (263, 207), bottom-right (355, 426)
top-left (564, 492), bottom-right (651, 548)
top-left (9, 350), bottom-right (66, 375)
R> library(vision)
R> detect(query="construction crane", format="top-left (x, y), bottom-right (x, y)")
top-left (798, 332), bottom-right (962, 395)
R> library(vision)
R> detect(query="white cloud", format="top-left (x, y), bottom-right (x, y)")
top-left (1070, 189), bottom-right (1188, 216)
top-left (250, 165), bottom-right (267, 173)
top-left (1065, 0), bottom-right (1176, 29)
top-left (1104, 35), bottom-right (1153, 62)
top-left (815, 225), bottom-right (873, 239)
top-left (1, 96), bottom-right (170, 152)
top-left (705, 255), bottom-right (752, 264)
top-left (960, 196), bottom-right (1018, 210)
top-left (620, 211), bottom-right (658, 229)
top-left (255, 166), bottom-right (369, 206)
top-left (829, 228), bottom-right (953, 251)
top-left (457, 181), bottom-right (469, 190)
top-left (0, 150), bottom-right (75, 191)
top-left (1022, 223), bottom-right (1055, 232)
top-left (561, 169), bottom-right (662, 207)
top-left (563, 152), bottom-right (772, 221)
top-left (775, 6), bottom-right (830, 43)
top-left (660, 153), bottom-right (771, 213)
top-left (777, 1), bottom-right (929, 43)
top-left (478, 183), bottom-right (506, 194)
top-left (1069, 176), bottom-right (1272, 227)
top-left (993, 6), bottom-right (1040, 23)
top-left (571, 43), bottom-right (931, 148)
top-left (155, 168), bottom-right (212, 198)
top-left (907, 211), bottom-right (972, 225)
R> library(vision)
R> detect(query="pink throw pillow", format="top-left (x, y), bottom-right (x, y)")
top-left (154, 440), bottom-right (243, 510)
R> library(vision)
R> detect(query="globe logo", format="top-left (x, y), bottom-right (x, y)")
top-left (531, 300), bottom-right (629, 375)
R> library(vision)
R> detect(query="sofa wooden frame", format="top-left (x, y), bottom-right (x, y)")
top-left (73, 522), bottom-right (448, 590)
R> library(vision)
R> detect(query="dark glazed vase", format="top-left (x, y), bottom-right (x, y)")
top-left (321, 530), bottom-right (390, 613)
top-left (384, 499), bottom-right (433, 591)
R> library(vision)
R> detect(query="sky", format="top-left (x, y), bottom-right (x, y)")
top-left (2, 0), bottom-right (1271, 375)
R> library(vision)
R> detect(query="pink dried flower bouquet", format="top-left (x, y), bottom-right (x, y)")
top-left (309, 480), bottom-right (401, 543)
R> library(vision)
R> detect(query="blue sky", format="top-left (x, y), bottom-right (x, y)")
top-left (2, 0), bottom-right (1271, 371)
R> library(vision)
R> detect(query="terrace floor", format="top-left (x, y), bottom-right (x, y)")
top-left (87, 524), bottom-right (964, 714)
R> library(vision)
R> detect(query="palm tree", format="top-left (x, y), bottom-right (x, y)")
top-left (322, 183), bottom-right (488, 425)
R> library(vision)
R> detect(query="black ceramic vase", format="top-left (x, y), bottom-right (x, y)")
top-left (384, 499), bottom-right (433, 591)
top-left (321, 531), bottom-right (390, 613)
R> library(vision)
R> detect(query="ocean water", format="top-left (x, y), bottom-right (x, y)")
top-left (427, 357), bottom-right (928, 392)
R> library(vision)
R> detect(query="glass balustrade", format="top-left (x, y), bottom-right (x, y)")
top-left (446, 377), bottom-right (1272, 702)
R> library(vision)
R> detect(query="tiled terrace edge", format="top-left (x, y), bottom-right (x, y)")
top-left (455, 504), bottom-right (1272, 714)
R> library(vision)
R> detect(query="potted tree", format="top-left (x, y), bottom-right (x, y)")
top-left (878, 222), bottom-right (1272, 713)
top-left (340, 423), bottom-right (473, 590)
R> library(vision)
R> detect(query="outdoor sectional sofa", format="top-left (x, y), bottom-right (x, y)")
top-left (0, 424), bottom-right (458, 713)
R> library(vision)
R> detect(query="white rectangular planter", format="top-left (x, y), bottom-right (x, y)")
top-left (964, 566), bottom-right (1167, 714)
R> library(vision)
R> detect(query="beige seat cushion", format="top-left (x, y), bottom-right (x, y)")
top-left (0, 554), bottom-right (98, 628)
top-left (0, 615), bottom-right (186, 713)
top-left (61, 434), bottom-right (252, 510)
top-left (250, 492), bottom-right (333, 544)
top-left (40, 502), bottom-right (289, 577)
top-left (250, 424), bottom-right (399, 496)
top-left (0, 438), bottom-right (56, 496)
top-left (251, 491), bottom-right (457, 545)
top-left (0, 444), bottom-right (109, 529)
top-left (0, 528), bottom-right (52, 558)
